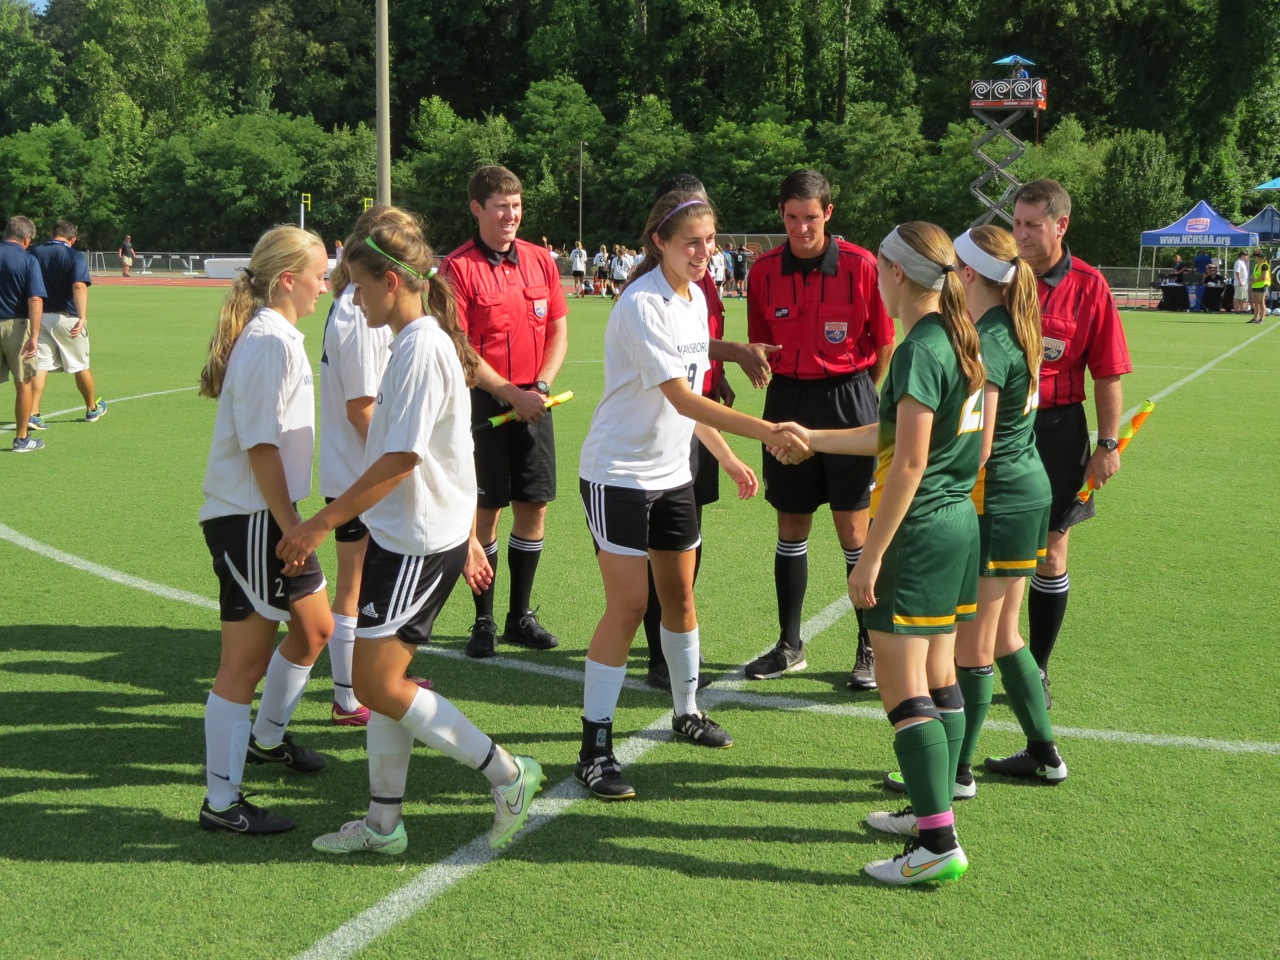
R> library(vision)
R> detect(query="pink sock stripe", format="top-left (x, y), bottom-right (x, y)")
top-left (916, 811), bottom-right (955, 830)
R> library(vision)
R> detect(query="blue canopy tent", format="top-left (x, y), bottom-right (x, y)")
top-left (1138, 200), bottom-right (1259, 285)
top-left (1238, 205), bottom-right (1280, 243)
top-left (1255, 177), bottom-right (1280, 190)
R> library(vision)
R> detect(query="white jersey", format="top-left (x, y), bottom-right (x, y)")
top-left (570, 247), bottom-right (587, 272)
top-left (579, 268), bottom-right (710, 490)
top-left (710, 252), bottom-right (726, 283)
top-left (593, 252), bottom-right (608, 270)
top-left (319, 287), bottom-right (393, 497)
top-left (200, 307), bottom-right (315, 522)
top-left (361, 315), bottom-right (475, 556)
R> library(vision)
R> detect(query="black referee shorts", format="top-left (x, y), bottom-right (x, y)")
top-left (471, 387), bottom-right (557, 509)
top-left (761, 372), bottom-right (878, 514)
top-left (1034, 402), bottom-right (1096, 532)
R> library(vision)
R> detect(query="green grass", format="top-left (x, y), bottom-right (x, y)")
top-left (2, 288), bottom-right (1278, 959)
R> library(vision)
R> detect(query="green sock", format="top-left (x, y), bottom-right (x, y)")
top-left (938, 708), bottom-right (966, 782)
top-left (997, 646), bottom-right (1055, 742)
top-left (956, 666), bottom-right (994, 769)
top-left (893, 719), bottom-right (951, 817)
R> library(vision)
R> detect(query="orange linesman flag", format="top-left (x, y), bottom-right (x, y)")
top-left (1075, 400), bottom-right (1156, 504)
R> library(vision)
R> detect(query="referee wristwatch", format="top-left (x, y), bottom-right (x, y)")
top-left (534, 380), bottom-right (551, 395)
top-left (1096, 437), bottom-right (1119, 452)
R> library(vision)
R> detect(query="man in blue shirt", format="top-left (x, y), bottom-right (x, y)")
top-left (29, 221), bottom-right (106, 428)
top-left (0, 216), bottom-right (47, 452)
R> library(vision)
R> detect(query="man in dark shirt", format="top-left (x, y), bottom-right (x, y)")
top-left (118, 235), bottom-right (135, 278)
top-left (0, 215), bottom-right (47, 452)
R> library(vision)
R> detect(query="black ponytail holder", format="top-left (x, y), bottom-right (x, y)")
top-left (941, 263), bottom-right (956, 273)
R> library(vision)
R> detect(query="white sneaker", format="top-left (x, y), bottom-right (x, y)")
top-left (489, 755), bottom-right (544, 849)
top-left (866, 807), bottom-right (918, 837)
top-left (865, 840), bottom-right (969, 886)
top-left (312, 818), bottom-right (407, 855)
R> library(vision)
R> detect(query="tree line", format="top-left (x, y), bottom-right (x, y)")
top-left (2, 0), bottom-right (1277, 266)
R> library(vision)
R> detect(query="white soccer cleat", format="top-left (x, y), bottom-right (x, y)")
top-left (864, 840), bottom-right (969, 886)
top-left (312, 818), bottom-right (407, 855)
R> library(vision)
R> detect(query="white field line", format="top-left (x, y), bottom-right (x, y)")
top-left (1, 385), bottom-right (199, 432)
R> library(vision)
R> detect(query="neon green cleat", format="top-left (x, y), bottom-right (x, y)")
top-left (312, 818), bottom-right (407, 856)
top-left (489, 755), bottom-right (544, 849)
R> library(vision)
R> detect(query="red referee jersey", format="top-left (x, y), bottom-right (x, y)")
top-left (1036, 250), bottom-right (1132, 409)
top-left (443, 236), bottom-right (567, 385)
top-left (695, 271), bottom-right (725, 396)
top-left (746, 238), bottom-right (893, 379)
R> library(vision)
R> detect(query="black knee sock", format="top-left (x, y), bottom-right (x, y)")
top-left (775, 539), bottom-right (808, 649)
top-left (1028, 572), bottom-right (1069, 671)
top-left (844, 547), bottom-right (866, 640)
top-left (506, 534), bottom-right (542, 617)
top-left (643, 562), bottom-right (663, 664)
top-left (474, 540), bottom-right (498, 619)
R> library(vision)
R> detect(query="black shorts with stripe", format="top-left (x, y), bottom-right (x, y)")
top-left (761, 371), bottom-right (879, 514)
top-left (471, 387), bottom-right (557, 508)
top-left (202, 510), bottom-right (326, 622)
top-left (325, 496), bottom-right (369, 543)
top-left (580, 479), bottom-right (701, 557)
top-left (1034, 402), bottom-right (1095, 532)
top-left (355, 537), bottom-right (468, 645)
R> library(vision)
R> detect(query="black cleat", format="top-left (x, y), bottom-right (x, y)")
top-left (846, 630), bottom-right (877, 690)
top-left (574, 753), bottom-right (637, 800)
top-left (501, 608), bottom-right (559, 649)
top-left (246, 734), bottom-right (327, 773)
top-left (745, 640), bottom-right (807, 680)
top-left (984, 747), bottom-right (1068, 783)
top-left (645, 659), bottom-right (712, 691)
top-left (466, 615), bottom-right (498, 659)
top-left (199, 793), bottom-right (295, 834)
top-left (672, 712), bottom-right (733, 748)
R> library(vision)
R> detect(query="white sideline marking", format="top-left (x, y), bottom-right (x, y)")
top-left (1, 386), bottom-right (199, 432)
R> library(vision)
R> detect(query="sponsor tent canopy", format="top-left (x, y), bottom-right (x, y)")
top-left (1137, 201), bottom-right (1258, 286)
top-left (1238, 205), bottom-right (1280, 243)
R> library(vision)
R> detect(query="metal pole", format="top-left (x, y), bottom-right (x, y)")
top-left (376, 0), bottom-right (391, 205)
top-left (578, 141), bottom-right (584, 244)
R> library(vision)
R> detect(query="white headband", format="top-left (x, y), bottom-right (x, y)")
top-left (880, 226), bottom-right (952, 291)
top-left (954, 230), bottom-right (1016, 284)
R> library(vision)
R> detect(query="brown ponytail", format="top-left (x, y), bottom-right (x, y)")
top-left (963, 225), bottom-right (1042, 391)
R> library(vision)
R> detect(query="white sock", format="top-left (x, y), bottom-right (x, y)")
top-left (252, 649), bottom-right (313, 747)
top-left (330, 614), bottom-right (360, 711)
top-left (660, 625), bottom-right (701, 717)
top-left (398, 687), bottom-right (516, 785)
top-left (583, 657), bottom-right (627, 724)
top-left (205, 692), bottom-right (251, 809)
top-left (366, 711), bottom-right (413, 833)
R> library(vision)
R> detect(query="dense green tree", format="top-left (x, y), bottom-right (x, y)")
top-left (0, 121), bottom-right (120, 246)
top-left (0, 0), bottom-right (65, 137)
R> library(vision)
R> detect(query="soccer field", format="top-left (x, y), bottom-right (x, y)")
top-left (2, 287), bottom-right (1278, 960)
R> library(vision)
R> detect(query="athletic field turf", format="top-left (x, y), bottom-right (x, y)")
top-left (2, 287), bottom-right (1277, 959)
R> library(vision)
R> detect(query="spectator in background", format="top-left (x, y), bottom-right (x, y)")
top-left (1248, 248), bottom-right (1271, 324)
top-left (569, 241), bottom-right (588, 298)
top-left (1234, 250), bottom-right (1251, 314)
top-left (334, 239), bottom-right (344, 263)
top-left (733, 242), bottom-right (749, 298)
top-left (118, 235), bottom-right (136, 278)
top-left (724, 241), bottom-right (736, 291)
top-left (1169, 254), bottom-right (1186, 284)
top-left (29, 220), bottom-right (107, 429)
top-left (0, 215), bottom-right (46, 452)
top-left (1193, 249), bottom-right (1210, 276)
top-left (1191, 249), bottom-right (1211, 311)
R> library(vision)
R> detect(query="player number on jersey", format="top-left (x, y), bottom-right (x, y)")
top-left (958, 387), bottom-right (983, 435)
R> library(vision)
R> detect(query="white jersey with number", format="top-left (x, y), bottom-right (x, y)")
top-left (200, 307), bottom-right (314, 522)
top-left (570, 247), bottom-right (587, 272)
top-left (710, 252), bottom-right (725, 282)
top-left (579, 268), bottom-right (710, 491)
top-left (361, 315), bottom-right (475, 556)
top-left (319, 287), bottom-right (393, 497)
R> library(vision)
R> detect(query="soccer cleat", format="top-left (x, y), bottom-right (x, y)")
top-left (312, 818), bottom-right (407, 855)
top-left (489, 755), bottom-right (545, 849)
top-left (12, 436), bottom-right (44, 453)
top-left (26, 413), bottom-right (47, 431)
top-left (846, 630), bottom-right (877, 690)
top-left (672, 712), bottom-right (733, 748)
top-left (866, 806), bottom-right (919, 837)
top-left (864, 839), bottom-right (969, 886)
top-left (246, 733), bottom-right (327, 772)
top-left (1040, 668), bottom-right (1053, 710)
top-left (85, 398), bottom-right (107, 422)
top-left (199, 792), bottom-right (295, 835)
top-left (882, 770), bottom-right (977, 800)
top-left (405, 672), bottom-right (434, 690)
top-left (501, 607), bottom-right (559, 649)
top-left (331, 702), bottom-right (371, 726)
top-left (574, 753), bottom-right (636, 800)
top-left (744, 640), bottom-right (807, 680)
top-left (984, 748), bottom-right (1068, 783)
top-left (465, 616), bottom-right (498, 659)
top-left (645, 659), bottom-right (712, 691)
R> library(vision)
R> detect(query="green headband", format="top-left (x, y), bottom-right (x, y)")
top-left (364, 236), bottom-right (437, 280)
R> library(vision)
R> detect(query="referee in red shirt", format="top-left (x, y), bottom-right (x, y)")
top-left (444, 165), bottom-right (569, 658)
top-left (744, 169), bottom-right (895, 686)
top-left (1012, 179), bottom-right (1132, 707)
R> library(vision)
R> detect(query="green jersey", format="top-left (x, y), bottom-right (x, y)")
top-left (973, 306), bottom-right (1052, 514)
top-left (872, 313), bottom-right (982, 521)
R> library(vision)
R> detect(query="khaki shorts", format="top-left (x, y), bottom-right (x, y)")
top-left (0, 317), bottom-right (37, 384)
top-left (121, 256), bottom-right (133, 267)
top-left (1234, 284), bottom-right (1250, 302)
top-left (37, 313), bottom-right (91, 373)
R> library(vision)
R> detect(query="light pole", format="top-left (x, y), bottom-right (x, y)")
top-left (376, 0), bottom-right (391, 205)
top-left (578, 141), bottom-right (584, 245)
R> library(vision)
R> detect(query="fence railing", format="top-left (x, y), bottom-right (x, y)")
top-left (87, 251), bottom-right (249, 277)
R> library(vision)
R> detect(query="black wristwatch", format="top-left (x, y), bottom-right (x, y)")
top-left (534, 380), bottom-right (551, 394)
top-left (1097, 437), bottom-right (1119, 452)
